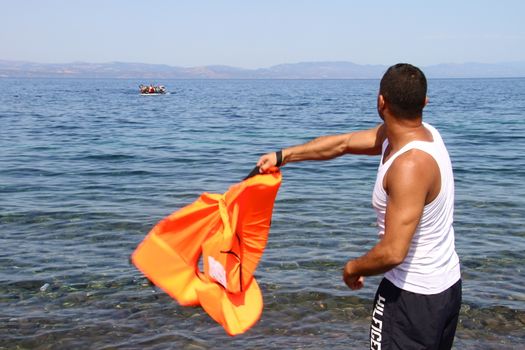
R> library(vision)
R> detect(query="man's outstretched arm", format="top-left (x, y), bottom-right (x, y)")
top-left (257, 124), bottom-right (385, 172)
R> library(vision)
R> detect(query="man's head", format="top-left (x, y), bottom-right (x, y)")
top-left (379, 63), bottom-right (427, 120)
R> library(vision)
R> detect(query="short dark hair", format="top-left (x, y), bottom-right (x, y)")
top-left (379, 63), bottom-right (427, 119)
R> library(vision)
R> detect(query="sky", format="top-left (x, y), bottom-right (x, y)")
top-left (1, 0), bottom-right (524, 69)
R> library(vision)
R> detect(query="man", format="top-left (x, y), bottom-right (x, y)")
top-left (257, 63), bottom-right (461, 349)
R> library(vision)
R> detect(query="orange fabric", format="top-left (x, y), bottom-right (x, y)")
top-left (131, 169), bottom-right (281, 335)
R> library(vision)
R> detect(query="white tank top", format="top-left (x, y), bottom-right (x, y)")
top-left (372, 122), bottom-right (460, 295)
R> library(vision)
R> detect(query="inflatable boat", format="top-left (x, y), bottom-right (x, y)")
top-left (139, 84), bottom-right (166, 95)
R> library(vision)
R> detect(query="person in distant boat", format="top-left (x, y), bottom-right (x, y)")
top-left (149, 85), bottom-right (155, 94)
top-left (257, 63), bottom-right (461, 350)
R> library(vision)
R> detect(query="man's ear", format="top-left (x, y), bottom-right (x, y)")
top-left (378, 94), bottom-right (386, 110)
top-left (424, 96), bottom-right (429, 107)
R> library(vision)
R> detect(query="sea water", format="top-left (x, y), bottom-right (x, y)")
top-left (1, 78), bottom-right (524, 349)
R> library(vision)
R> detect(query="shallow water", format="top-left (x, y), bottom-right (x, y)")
top-left (1, 78), bottom-right (524, 349)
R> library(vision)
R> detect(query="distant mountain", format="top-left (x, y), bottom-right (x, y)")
top-left (1, 59), bottom-right (524, 79)
top-left (424, 62), bottom-right (525, 78)
top-left (251, 62), bottom-right (387, 79)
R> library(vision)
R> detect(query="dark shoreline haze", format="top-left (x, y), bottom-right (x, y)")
top-left (1, 59), bottom-right (525, 79)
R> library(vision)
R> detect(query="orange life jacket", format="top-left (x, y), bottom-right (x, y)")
top-left (131, 168), bottom-right (281, 335)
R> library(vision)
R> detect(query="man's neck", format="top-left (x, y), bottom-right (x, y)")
top-left (384, 115), bottom-right (431, 150)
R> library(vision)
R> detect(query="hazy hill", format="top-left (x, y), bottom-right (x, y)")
top-left (1, 59), bottom-right (524, 79)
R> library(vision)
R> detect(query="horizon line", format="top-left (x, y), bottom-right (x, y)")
top-left (2, 58), bottom-right (525, 69)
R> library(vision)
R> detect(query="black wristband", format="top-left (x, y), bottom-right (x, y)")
top-left (275, 150), bottom-right (283, 167)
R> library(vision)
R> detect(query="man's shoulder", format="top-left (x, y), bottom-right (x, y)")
top-left (390, 148), bottom-right (437, 175)
top-left (386, 149), bottom-right (440, 200)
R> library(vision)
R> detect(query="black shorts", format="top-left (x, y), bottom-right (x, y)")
top-left (369, 278), bottom-right (462, 350)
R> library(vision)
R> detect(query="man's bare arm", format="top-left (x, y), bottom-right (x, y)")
top-left (257, 124), bottom-right (385, 171)
top-left (342, 150), bottom-right (434, 289)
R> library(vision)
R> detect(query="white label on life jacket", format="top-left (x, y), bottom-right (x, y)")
top-left (208, 256), bottom-right (227, 289)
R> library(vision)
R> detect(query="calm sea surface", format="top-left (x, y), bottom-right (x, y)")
top-left (1, 78), bottom-right (524, 349)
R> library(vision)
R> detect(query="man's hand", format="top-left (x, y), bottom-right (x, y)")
top-left (257, 152), bottom-right (279, 173)
top-left (343, 262), bottom-right (365, 290)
